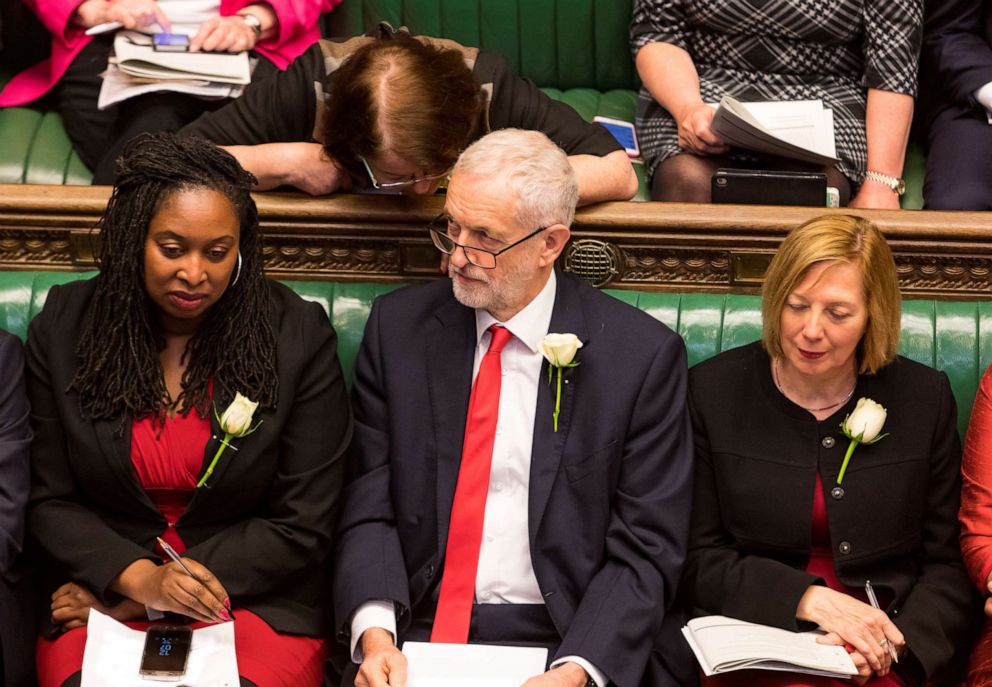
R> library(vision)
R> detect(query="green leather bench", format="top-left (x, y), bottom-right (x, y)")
top-left (0, 0), bottom-right (928, 207)
top-left (0, 271), bottom-right (988, 438)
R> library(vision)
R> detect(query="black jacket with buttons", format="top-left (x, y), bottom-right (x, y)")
top-left (685, 342), bottom-right (974, 686)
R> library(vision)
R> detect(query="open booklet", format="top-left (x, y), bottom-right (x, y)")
top-left (682, 615), bottom-right (859, 679)
top-left (710, 96), bottom-right (840, 166)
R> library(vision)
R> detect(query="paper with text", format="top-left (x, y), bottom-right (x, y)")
top-left (403, 641), bottom-right (548, 687)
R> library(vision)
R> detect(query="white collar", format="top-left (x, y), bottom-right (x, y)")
top-left (474, 270), bottom-right (557, 354)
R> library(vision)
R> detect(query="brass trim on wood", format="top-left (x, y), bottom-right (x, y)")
top-left (1, 184), bottom-right (990, 298)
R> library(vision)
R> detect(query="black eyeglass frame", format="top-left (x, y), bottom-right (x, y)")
top-left (427, 213), bottom-right (548, 269)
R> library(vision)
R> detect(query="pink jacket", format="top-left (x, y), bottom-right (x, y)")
top-left (0, 0), bottom-right (340, 106)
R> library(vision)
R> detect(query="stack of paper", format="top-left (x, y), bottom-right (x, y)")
top-left (710, 96), bottom-right (839, 166)
top-left (403, 641), bottom-right (548, 687)
top-left (682, 615), bottom-right (859, 679)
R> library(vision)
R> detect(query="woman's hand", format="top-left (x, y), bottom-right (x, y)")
top-left (674, 102), bottom-right (729, 156)
top-left (190, 15), bottom-right (257, 53)
top-left (51, 582), bottom-right (146, 630)
top-left (797, 585), bottom-right (905, 676)
top-left (113, 558), bottom-right (230, 624)
top-left (73, 0), bottom-right (171, 31)
top-left (848, 179), bottom-right (901, 210)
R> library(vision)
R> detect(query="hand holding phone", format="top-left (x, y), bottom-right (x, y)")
top-left (152, 33), bottom-right (190, 52)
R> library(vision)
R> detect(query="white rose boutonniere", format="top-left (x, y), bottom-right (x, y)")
top-left (538, 333), bottom-right (583, 432)
top-left (196, 392), bottom-right (262, 488)
top-left (836, 397), bottom-right (889, 485)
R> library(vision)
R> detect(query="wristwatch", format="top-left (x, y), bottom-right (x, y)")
top-left (864, 170), bottom-right (906, 196)
top-left (237, 12), bottom-right (263, 36)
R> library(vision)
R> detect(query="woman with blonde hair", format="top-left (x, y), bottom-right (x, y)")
top-left (685, 215), bottom-right (972, 686)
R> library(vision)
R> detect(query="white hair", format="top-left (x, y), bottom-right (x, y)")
top-left (453, 129), bottom-right (579, 230)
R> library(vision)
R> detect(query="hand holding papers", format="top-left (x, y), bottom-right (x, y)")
top-left (402, 642), bottom-right (548, 687)
top-left (81, 610), bottom-right (239, 687)
top-left (710, 96), bottom-right (840, 166)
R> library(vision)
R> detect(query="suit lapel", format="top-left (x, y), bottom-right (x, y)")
top-left (428, 299), bottom-right (477, 559)
top-left (93, 416), bottom-right (158, 512)
top-left (529, 273), bottom-right (589, 545)
top-left (186, 408), bottom-right (226, 510)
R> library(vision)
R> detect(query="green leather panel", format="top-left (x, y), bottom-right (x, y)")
top-left (324, 0), bottom-right (636, 91)
top-left (1, 271), bottom-right (987, 433)
top-left (25, 112), bottom-right (76, 185)
top-left (901, 142), bottom-right (926, 210)
top-left (65, 151), bottom-right (95, 185)
top-left (0, 107), bottom-right (42, 183)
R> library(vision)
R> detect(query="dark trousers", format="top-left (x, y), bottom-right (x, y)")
top-left (924, 104), bottom-right (992, 210)
top-left (58, 34), bottom-right (278, 184)
top-left (0, 571), bottom-right (39, 687)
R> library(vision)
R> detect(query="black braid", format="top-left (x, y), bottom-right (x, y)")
top-left (70, 132), bottom-right (278, 423)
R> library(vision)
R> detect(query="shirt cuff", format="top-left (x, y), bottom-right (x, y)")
top-left (551, 656), bottom-right (608, 687)
top-left (975, 82), bottom-right (992, 120)
top-left (349, 600), bottom-right (397, 663)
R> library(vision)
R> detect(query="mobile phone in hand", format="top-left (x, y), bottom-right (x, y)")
top-left (139, 625), bottom-right (193, 680)
top-left (152, 33), bottom-right (190, 52)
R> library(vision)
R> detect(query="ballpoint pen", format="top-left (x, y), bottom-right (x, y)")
top-left (864, 580), bottom-right (898, 664)
top-left (156, 536), bottom-right (234, 621)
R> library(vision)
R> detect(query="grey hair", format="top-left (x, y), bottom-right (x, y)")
top-left (453, 128), bottom-right (579, 230)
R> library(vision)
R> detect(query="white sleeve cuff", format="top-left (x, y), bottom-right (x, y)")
top-left (551, 656), bottom-right (608, 687)
top-left (349, 600), bottom-right (397, 663)
top-left (975, 82), bottom-right (992, 116)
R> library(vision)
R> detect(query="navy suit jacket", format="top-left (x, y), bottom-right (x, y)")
top-left (334, 271), bottom-right (693, 687)
top-left (924, 0), bottom-right (992, 115)
top-left (0, 329), bottom-right (30, 574)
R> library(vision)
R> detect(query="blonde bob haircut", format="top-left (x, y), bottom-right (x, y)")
top-left (761, 214), bottom-right (901, 375)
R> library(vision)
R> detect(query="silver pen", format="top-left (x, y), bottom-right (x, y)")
top-left (156, 536), bottom-right (233, 621)
top-left (864, 580), bottom-right (898, 664)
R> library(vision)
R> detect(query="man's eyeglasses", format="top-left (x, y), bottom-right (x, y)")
top-left (427, 213), bottom-right (547, 269)
top-left (360, 157), bottom-right (449, 191)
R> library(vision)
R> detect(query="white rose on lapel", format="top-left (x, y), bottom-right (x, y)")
top-left (219, 392), bottom-right (259, 438)
top-left (842, 397), bottom-right (887, 443)
top-left (538, 333), bottom-right (583, 367)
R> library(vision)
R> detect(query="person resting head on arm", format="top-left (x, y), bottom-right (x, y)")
top-left (26, 132), bottom-right (351, 687)
top-left (180, 24), bottom-right (638, 204)
top-left (684, 214), bottom-right (973, 687)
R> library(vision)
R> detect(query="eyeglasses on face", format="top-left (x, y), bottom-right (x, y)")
top-left (427, 213), bottom-right (548, 269)
top-left (360, 156), bottom-right (450, 190)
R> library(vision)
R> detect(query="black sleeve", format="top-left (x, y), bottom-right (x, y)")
top-left (0, 332), bottom-right (30, 573)
top-left (480, 51), bottom-right (622, 157)
top-left (179, 42), bottom-right (324, 145)
top-left (924, 0), bottom-right (992, 108)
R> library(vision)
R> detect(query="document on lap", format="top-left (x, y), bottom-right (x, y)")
top-left (682, 615), bottom-right (858, 679)
top-left (81, 609), bottom-right (239, 687)
top-left (402, 641), bottom-right (548, 687)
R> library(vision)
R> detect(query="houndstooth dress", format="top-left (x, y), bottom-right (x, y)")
top-left (631, 0), bottom-right (923, 185)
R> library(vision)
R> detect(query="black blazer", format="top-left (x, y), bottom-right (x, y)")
top-left (333, 271), bottom-right (694, 687)
top-left (25, 278), bottom-right (352, 635)
top-left (686, 342), bottom-right (974, 686)
top-left (923, 0), bottom-right (992, 117)
top-left (0, 329), bottom-right (30, 574)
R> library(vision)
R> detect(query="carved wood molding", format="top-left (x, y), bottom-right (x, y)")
top-left (1, 184), bottom-right (990, 298)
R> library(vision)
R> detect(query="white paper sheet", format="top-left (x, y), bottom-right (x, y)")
top-left (81, 610), bottom-right (240, 687)
top-left (403, 641), bottom-right (548, 687)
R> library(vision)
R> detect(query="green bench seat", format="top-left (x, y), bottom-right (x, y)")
top-left (0, 271), bottom-right (988, 438)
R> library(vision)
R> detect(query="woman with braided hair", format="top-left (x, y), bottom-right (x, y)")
top-left (26, 132), bottom-right (351, 687)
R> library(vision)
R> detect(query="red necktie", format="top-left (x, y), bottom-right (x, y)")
top-left (431, 325), bottom-right (513, 643)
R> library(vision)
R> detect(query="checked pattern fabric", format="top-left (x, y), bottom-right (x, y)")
top-left (631, 0), bottom-right (923, 183)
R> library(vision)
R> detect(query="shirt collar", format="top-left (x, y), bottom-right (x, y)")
top-left (475, 270), bottom-right (557, 354)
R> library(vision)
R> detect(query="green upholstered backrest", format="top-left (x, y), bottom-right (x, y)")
top-left (323, 0), bottom-right (637, 92)
top-left (0, 271), bottom-right (989, 438)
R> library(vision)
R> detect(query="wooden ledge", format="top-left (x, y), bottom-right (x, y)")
top-left (1, 184), bottom-right (990, 298)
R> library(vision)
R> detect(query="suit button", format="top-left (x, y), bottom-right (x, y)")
top-left (425, 564), bottom-right (435, 579)
top-left (822, 436), bottom-right (836, 449)
top-left (830, 486), bottom-right (844, 500)
top-left (839, 541), bottom-right (852, 555)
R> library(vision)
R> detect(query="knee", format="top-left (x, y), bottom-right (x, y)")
top-left (650, 154), bottom-right (715, 202)
top-left (925, 177), bottom-right (992, 211)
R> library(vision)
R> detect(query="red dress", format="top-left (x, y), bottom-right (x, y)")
top-left (702, 474), bottom-right (904, 687)
top-left (36, 411), bottom-right (326, 687)
top-left (961, 367), bottom-right (992, 686)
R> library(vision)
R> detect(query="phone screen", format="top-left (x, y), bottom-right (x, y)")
top-left (152, 33), bottom-right (191, 52)
top-left (593, 118), bottom-right (639, 157)
top-left (140, 626), bottom-right (193, 677)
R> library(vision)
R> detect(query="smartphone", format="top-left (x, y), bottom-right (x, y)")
top-left (152, 33), bottom-right (191, 52)
top-left (711, 168), bottom-right (827, 207)
top-left (593, 116), bottom-right (640, 158)
top-left (139, 625), bottom-right (193, 681)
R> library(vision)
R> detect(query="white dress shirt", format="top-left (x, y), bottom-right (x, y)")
top-left (350, 271), bottom-right (606, 685)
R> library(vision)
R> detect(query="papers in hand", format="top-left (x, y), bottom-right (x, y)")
top-left (710, 96), bottom-right (840, 166)
top-left (81, 609), bottom-right (240, 687)
top-left (402, 641), bottom-right (548, 687)
top-left (113, 31), bottom-right (250, 84)
top-left (682, 615), bottom-right (859, 679)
